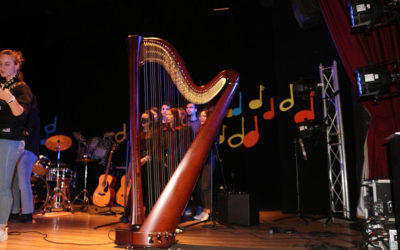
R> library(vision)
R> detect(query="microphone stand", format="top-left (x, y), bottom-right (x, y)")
top-left (274, 138), bottom-right (313, 224)
top-left (294, 138), bottom-right (309, 224)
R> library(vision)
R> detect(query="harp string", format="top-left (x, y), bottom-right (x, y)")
top-left (139, 47), bottom-right (213, 212)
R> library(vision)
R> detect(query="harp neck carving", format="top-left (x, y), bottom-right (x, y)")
top-left (139, 37), bottom-right (239, 104)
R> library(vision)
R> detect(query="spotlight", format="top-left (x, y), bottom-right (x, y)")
top-left (348, 0), bottom-right (384, 33)
top-left (355, 64), bottom-right (392, 99)
top-left (297, 121), bottom-right (322, 140)
top-left (293, 78), bottom-right (318, 100)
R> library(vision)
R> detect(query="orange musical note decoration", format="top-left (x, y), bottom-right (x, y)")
top-left (227, 117), bottom-right (244, 148)
top-left (263, 97), bottom-right (275, 120)
top-left (294, 91), bottom-right (316, 124)
top-left (279, 84), bottom-right (294, 112)
top-left (219, 124), bottom-right (227, 144)
top-left (243, 115), bottom-right (259, 148)
top-left (249, 85), bottom-right (265, 110)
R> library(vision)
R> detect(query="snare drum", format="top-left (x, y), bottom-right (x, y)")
top-left (32, 155), bottom-right (51, 177)
top-left (46, 164), bottom-right (75, 181)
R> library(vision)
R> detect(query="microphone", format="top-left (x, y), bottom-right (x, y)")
top-left (298, 138), bottom-right (307, 160)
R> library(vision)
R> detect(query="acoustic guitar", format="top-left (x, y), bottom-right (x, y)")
top-left (116, 162), bottom-right (132, 207)
top-left (92, 143), bottom-right (118, 207)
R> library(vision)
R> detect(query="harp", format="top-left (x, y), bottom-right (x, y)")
top-left (115, 35), bottom-right (239, 248)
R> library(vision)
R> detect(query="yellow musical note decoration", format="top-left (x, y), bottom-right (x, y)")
top-left (219, 124), bottom-right (227, 144)
top-left (279, 84), bottom-right (294, 112)
top-left (114, 123), bottom-right (127, 143)
top-left (227, 117), bottom-right (245, 148)
top-left (249, 85), bottom-right (265, 110)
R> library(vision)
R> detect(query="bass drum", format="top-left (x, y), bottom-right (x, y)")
top-left (31, 175), bottom-right (50, 213)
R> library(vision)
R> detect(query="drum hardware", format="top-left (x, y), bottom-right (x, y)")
top-left (31, 175), bottom-right (50, 213)
top-left (42, 135), bottom-right (74, 213)
top-left (72, 156), bottom-right (97, 211)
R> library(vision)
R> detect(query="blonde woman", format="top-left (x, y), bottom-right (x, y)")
top-left (0, 49), bottom-right (33, 241)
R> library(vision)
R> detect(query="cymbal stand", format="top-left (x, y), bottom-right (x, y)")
top-left (72, 160), bottom-right (92, 211)
top-left (42, 144), bottom-right (73, 213)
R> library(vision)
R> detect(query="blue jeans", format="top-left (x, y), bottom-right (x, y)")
top-left (0, 139), bottom-right (25, 226)
top-left (12, 150), bottom-right (37, 215)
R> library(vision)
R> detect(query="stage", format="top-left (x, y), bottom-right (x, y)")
top-left (2, 206), bottom-right (363, 249)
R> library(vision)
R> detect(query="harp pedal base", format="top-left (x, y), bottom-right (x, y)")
top-left (115, 227), bottom-right (176, 248)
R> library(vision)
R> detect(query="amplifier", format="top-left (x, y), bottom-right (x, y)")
top-left (361, 179), bottom-right (393, 218)
top-left (215, 192), bottom-right (259, 226)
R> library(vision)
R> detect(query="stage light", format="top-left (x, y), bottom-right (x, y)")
top-left (348, 0), bottom-right (384, 33)
top-left (355, 64), bottom-right (392, 99)
top-left (297, 121), bottom-right (322, 140)
top-left (293, 78), bottom-right (318, 100)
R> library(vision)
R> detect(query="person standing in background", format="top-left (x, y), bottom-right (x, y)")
top-left (185, 103), bottom-right (200, 137)
top-left (10, 93), bottom-right (40, 223)
top-left (193, 109), bottom-right (215, 221)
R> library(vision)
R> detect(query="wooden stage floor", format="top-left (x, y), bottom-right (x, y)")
top-left (2, 206), bottom-right (363, 249)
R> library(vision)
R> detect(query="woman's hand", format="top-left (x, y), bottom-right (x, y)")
top-left (0, 86), bottom-right (24, 116)
top-left (140, 155), bottom-right (151, 166)
top-left (0, 86), bottom-right (14, 102)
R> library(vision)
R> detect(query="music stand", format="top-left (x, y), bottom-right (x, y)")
top-left (72, 156), bottom-right (96, 211)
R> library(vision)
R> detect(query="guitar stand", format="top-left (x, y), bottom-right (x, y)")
top-left (93, 204), bottom-right (117, 216)
top-left (93, 213), bottom-right (126, 230)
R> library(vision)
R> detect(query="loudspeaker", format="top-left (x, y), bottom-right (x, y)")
top-left (216, 192), bottom-right (259, 226)
top-left (290, 0), bottom-right (322, 30)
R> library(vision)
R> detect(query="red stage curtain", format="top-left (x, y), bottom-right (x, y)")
top-left (317, 0), bottom-right (400, 178)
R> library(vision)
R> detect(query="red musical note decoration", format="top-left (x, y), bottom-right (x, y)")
top-left (294, 91), bottom-right (316, 124)
top-left (263, 97), bottom-right (275, 120)
top-left (243, 116), bottom-right (259, 148)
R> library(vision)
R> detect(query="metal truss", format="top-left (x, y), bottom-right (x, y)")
top-left (319, 60), bottom-right (350, 219)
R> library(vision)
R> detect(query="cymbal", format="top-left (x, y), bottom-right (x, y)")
top-left (76, 158), bottom-right (97, 163)
top-left (45, 135), bottom-right (72, 151)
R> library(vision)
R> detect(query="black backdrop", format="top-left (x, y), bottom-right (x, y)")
top-left (1, 0), bottom-right (361, 216)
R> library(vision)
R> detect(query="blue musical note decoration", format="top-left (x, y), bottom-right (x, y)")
top-left (40, 116), bottom-right (57, 145)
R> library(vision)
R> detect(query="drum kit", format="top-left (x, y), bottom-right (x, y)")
top-left (32, 134), bottom-right (97, 213)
